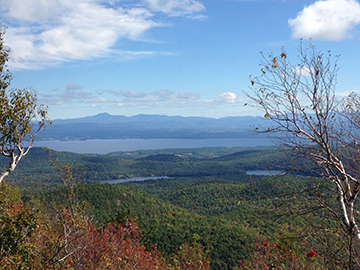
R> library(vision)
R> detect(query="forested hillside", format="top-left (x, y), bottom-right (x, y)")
top-left (1, 20), bottom-right (357, 269)
top-left (3, 146), bottom-right (333, 269)
top-left (4, 146), bottom-right (293, 188)
top-left (22, 172), bottom-right (332, 269)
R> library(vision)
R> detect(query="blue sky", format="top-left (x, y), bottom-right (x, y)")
top-left (1, 0), bottom-right (360, 119)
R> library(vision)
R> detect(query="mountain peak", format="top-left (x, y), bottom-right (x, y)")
top-left (94, 112), bottom-right (112, 117)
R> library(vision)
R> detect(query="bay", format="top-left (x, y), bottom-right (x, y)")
top-left (34, 137), bottom-right (275, 155)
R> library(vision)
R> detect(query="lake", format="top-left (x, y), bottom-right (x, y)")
top-left (100, 176), bottom-right (170, 184)
top-left (100, 171), bottom-right (285, 184)
top-left (246, 170), bottom-right (286, 176)
top-left (34, 137), bottom-right (275, 154)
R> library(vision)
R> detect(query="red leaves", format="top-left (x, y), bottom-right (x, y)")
top-left (36, 218), bottom-right (168, 270)
top-left (306, 250), bottom-right (316, 258)
top-left (77, 221), bottom-right (167, 270)
top-left (239, 237), bottom-right (323, 270)
top-left (1, 181), bottom-right (212, 269)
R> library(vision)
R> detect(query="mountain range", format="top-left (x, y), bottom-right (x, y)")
top-left (37, 113), bottom-right (271, 140)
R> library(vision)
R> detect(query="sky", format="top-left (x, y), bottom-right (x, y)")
top-left (1, 0), bottom-right (360, 120)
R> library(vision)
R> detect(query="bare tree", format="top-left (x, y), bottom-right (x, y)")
top-left (0, 26), bottom-right (50, 183)
top-left (246, 42), bottom-right (360, 268)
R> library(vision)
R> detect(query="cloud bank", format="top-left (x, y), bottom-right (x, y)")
top-left (219, 92), bottom-right (238, 103)
top-left (0, 0), bottom-right (206, 69)
top-left (289, 0), bottom-right (360, 41)
top-left (41, 86), bottom-right (237, 110)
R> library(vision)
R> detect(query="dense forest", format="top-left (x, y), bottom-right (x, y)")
top-left (1, 22), bottom-right (357, 269)
top-left (4, 146), bottom-right (291, 188)
top-left (1, 146), bottom-right (339, 269)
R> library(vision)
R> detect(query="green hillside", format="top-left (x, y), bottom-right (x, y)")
top-left (4, 146), bottom-right (296, 188)
top-left (8, 146), bottom-right (333, 269)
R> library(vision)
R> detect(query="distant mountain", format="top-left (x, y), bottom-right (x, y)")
top-left (37, 113), bottom-right (271, 140)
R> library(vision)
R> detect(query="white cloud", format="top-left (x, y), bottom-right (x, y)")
top-left (289, 0), bottom-right (360, 41)
top-left (41, 82), bottom-right (113, 104)
top-left (219, 92), bottom-right (238, 103)
top-left (1, 0), bottom-right (63, 22)
top-left (65, 83), bottom-right (83, 91)
top-left (0, 0), bottom-right (205, 69)
top-left (291, 65), bottom-right (311, 77)
top-left (112, 90), bottom-right (148, 98)
top-left (41, 86), bottom-right (245, 115)
top-left (103, 89), bottom-right (200, 104)
top-left (153, 89), bottom-right (200, 101)
top-left (143, 0), bottom-right (205, 16)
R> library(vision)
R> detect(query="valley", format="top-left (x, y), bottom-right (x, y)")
top-left (4, 146), bottom-right (328, 269)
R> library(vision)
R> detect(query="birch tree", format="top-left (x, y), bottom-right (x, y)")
top-left (246, 42), bottom-right (360, 268)
top-left (0, 26), bottom-right (49, 184)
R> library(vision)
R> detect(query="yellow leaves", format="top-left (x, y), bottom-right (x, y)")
top-left (264, 113), bottom-right (270, 118)
top-left (280, 52), bottom-right (287, 58)
top-left (271, 57), bottom-right (278, 68)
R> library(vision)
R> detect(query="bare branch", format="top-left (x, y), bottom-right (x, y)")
top-left (246, 42), bottom-right (360, 267)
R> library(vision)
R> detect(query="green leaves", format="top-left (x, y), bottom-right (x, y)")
top-left (1, 89), bottom-right (38, 145)
top-left (0, 26), bottom-right (50, 183)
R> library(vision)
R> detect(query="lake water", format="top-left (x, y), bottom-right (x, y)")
top-left (100, 170), bottom-right (285, 184)
top-left (100, 171), bottom-right (285, 184)
top-left (34, 137), bottom-right (275, 154)
top-left (246, 170), bottom-right (286, 176)
top-left (100, 176), bottom-right (170, 184)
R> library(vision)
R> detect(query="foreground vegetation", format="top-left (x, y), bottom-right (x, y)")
top-left (1, 146), bottom-right (342, 269)
top-left (1, 25), bottom-right (359, 269)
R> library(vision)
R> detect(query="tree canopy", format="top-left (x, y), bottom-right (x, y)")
top-left (247, 42), bottom-right (360, 268)
top-left (0, 26), bottom-right (50, 183)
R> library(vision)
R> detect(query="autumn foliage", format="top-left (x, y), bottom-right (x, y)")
top-left (0, 181), bottom-right (211, 270)
top-left (238, 237), bottom-right (326, 270)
